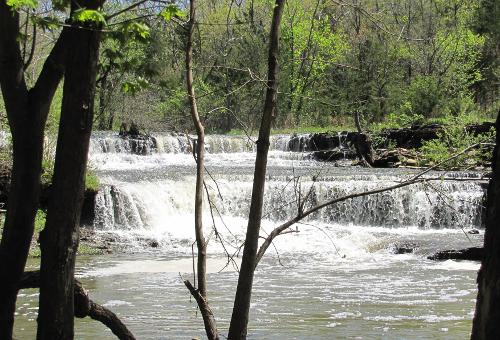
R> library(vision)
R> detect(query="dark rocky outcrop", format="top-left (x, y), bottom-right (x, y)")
top-left (118, 122), bottom-right (156, 155)
top-left (377, 124), bottom-right (443, 149)
top-left (427, 247), bottom-right (484, 261)
top-left (465, 121), bottom-right (495, 135)
top-left (294, 122), bottom-right (494, 168)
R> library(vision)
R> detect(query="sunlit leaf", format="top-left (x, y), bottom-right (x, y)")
top-left (121, 22), bottom-right (150, 41)
top-left (159, 4), bottom-right (185, 22)
top-left (72, 8), bottom-right (106, 25)
top-left (121, 77), bottom-right (149, 95)
top-left (6, 0), bottom-right (38, 10)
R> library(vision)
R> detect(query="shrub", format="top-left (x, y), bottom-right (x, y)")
top-left (419, 114), bottom-right (495, 168)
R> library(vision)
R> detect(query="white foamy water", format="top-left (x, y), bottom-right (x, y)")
top-left (14, 131), bottom-right (486, 339)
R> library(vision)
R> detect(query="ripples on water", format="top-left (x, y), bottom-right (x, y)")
top-left (14, 133), bottom-right (485, 339)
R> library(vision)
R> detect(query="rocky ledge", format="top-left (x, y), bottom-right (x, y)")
top-left (290, 122), bottom-right (495, 168)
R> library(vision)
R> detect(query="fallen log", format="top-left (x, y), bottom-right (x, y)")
top-left (19, 271), bottom-right (136, 340)
top-left (427, 247), bottom-right (483, 261)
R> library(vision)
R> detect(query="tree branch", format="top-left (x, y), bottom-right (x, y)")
top-left (18, 271), bottom-right (136, 340)
top-left (183, 279), bottom-right (218, 340)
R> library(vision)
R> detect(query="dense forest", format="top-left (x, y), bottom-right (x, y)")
top-left (1, 0), bottom-right (498, 134)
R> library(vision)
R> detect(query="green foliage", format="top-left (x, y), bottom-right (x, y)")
top-left (85, 170), bottom-right (100, 192)
top-left (406, 76), bottom-right (442, 117)
top-left (420, 114), bottom-right (495, 168)
top-left (69, 0), bottom-right (497, 134)
top-left (379, 112), bottom-right (425, 129)
top-left (121, 77), bottom-right (149, 94)
top-left (6, 0), bottom-right (37, 10)
top-left (77, 243), bottom-right (104, 256)
top-left (34, 209), bottom-right (46, 234)
top-left (159, 4), bottom-right (185, 22)
top-left (121, 22), bottom-right (150, 41)
top-left (72, 9), bottom-right (107, 25)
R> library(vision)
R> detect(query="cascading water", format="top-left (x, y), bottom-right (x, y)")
top-left (13, 131), bottom-right (487, 339)
top-left (89, 131), bottom-right (486, 253)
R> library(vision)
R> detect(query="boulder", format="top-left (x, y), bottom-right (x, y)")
top-left (389, 242), bottom-right (418, 254)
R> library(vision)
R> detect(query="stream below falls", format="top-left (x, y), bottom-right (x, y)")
top-left (14, 132), bottom-right (487, 339)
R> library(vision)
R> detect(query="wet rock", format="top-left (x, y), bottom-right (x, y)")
top-left (81, 189), bottom-right (97, 226)
top-left (119, 122), bottom-right (141, 137)
top-left (373, 150), bottom-right (401, 168)
top-left (306, 133), bottom-right (341, 151)
top-left (389, 242), bottom-right (418, 254)
top-left (288, 134), bottom-right (309, 152)
top-left (118, 122), bottom-right (157, 155)
top-left (427, 247), bottom-right (483, 261)
top-left (312, 148), bottom-right (357, 162)
top-left (148, 240), bottom-right (159, 248)
top-left (468, 229), bottom-right (480, 235)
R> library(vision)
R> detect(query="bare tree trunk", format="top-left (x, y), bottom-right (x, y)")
top-left (472, 113), bottom-right (500, 339)
top-left (353, 110), bottom-right (374, 167)
top-left (185, 1), bottom-right (218, 339)
top-left (227, 1), bottom-right (285, 339)
top-left (37, 1), bottom-right (104, 338)
top-left (0, 3), bottom-right (66, 338)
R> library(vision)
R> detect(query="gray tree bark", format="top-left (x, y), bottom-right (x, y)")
top-left (184, 1), bottom-right (218, 339)
top-left (227, 1), bottom-right (285, 339)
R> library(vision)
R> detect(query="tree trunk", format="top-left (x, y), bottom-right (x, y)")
top-left (37, 2), bottom-right (103, 338)
top-left (471, 114), bottom-right (500, 339)
top-left (97, 75), bottom-right (108, 130)
top-left (227, 1), bottom-right (285, 339)
top-left (185, 2), bottom-right (218, 338)
top-left (0, 3), bottom-right (66, 338)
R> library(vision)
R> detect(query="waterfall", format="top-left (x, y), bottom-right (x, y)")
top-left (90, 132), bottom-right (291, 155)
top-left (93, 174), bottom-right (484, 232)
top-left (87, 132), bottom-right (487, 253)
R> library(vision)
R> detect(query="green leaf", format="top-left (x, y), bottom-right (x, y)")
top-left (121, 22), bottom-right (150, 41)
top-left (159, 4), bottom-right (185, 22)
top-left (72, 8), bottom-right (106, 25)
top-left (6, 0), bottom-right (38, 10)
top-left (121, 77), bottom-right (149, 95)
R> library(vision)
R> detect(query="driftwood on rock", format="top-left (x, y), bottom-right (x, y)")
top-left (18, 271), bottom-right (136, 340)
top-left (427, 247), bottom-right (484, 261)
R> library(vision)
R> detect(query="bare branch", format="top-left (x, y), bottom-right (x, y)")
top-left (183, 279), bottom-right (218, 340)
top-left (255, 143), bottom-right (490, 265)
top-left (19, 271), bottom-right (136, 340)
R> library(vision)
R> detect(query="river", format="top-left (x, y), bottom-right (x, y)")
top-left (14, 132), bottom-right (486, 339)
